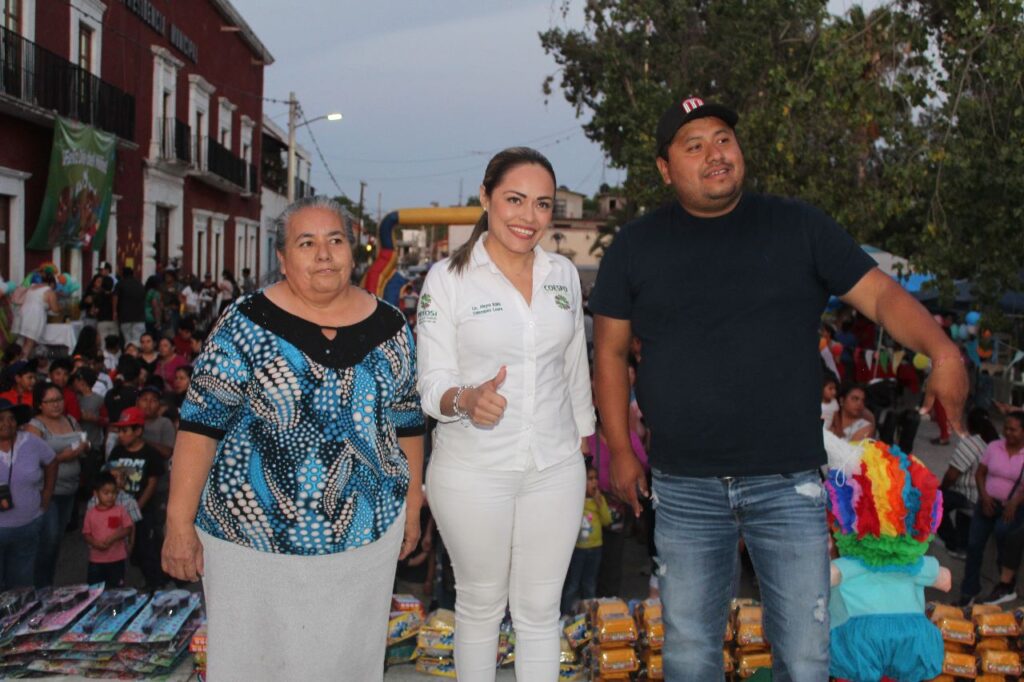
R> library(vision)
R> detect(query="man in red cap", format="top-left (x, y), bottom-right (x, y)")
top-left (589, 96), bottom-right (968, 680)
top-left (107, 406), bottom-right (166, 590)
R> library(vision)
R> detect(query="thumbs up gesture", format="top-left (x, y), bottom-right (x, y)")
top-left (459, 366), bottom-right (508, 426)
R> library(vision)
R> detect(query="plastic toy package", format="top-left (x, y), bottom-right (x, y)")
top-left (119, 589), bottom-right (200, 644)
top-left (11, 583), bottom-right (103, 637)
top-left (59, 588), bottom-right (149, 644)
top-left (0, 588), bottom-right (38, 642)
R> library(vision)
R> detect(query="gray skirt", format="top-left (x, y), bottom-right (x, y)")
top-left (199, 509), bottom-right (404, 681)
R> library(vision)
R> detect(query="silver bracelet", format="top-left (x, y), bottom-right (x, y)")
top-left (452, 385), bottom-right (471, 422)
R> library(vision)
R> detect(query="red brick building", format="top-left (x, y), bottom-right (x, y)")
top-left (0, 0), bottom-right (272, 286)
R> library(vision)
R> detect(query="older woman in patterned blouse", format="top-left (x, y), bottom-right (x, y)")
top-left (161, 197), bottom-right (425, 681)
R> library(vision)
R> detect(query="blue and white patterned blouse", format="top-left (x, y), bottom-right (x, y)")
top-left (179, 291), bottom-right (425, 555)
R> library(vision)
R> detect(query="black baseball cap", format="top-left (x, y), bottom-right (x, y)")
top-left (656, 96), bottom-right (739, 159)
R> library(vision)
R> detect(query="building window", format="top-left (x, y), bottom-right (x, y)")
top-left (3, 0), bottom-right (19, 32)
top-left (77, 23), bottom-right (92, 71)
top-left (194, 110), bottom-right (204, 168)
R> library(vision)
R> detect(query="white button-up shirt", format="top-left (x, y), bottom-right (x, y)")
top-left (417, 237), bottom-right (595, 472)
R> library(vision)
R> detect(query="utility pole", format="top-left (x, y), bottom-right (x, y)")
top-left (356, 180), bottom-right (367, 244)
top-left (286, 92), bottom-right (298, 203)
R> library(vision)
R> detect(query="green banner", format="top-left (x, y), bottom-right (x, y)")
top-left (28, 117), bottom-right (116, 251)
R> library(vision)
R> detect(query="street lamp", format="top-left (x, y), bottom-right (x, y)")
top-left (286, 91), bottom-right (342, 202)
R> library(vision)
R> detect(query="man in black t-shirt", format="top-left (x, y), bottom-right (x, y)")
top-left (112, 267), bottom-right (146, 347)
top-left (589, 96), bottom-right (968, 681)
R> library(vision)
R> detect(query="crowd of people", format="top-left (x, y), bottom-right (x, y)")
top-left (0, 260), bottom-right (250, 595)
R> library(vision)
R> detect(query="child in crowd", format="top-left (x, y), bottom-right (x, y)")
top-left (82, 472), bottom-right (134, 588)
top-left (102, 335), bottom-right (122, 372)
top-left (561, 465), bottom-right (613, 615)
top-left (821, 374), bottom-right (839, 423)
top-left (107, 407), bottom-right (165, 590)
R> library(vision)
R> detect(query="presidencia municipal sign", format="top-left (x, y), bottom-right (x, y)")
top-left (28, 117), bottom-right (116, 251)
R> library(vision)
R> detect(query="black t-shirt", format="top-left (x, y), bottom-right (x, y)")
top-left (114, 277), bottom-right (146, 322)
top-left (107, 443), bottom-right (165, 508)
top-left (588, 193), bottom-right (875, 477)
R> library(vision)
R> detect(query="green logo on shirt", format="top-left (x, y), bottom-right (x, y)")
top-left (419, 294), bottom-right (432, 311)
top-left (554, 294), bottom-right (570, 311)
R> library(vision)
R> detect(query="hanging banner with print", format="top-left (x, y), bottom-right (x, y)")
top-left (28, 117), bottom-right (116, 251)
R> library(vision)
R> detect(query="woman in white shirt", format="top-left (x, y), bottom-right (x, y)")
top-left (417, 147), bottom-right (594, 681)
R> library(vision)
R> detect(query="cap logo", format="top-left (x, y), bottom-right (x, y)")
top-left (681, 97), bottom-right (705, 114)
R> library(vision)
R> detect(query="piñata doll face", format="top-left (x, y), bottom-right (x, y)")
top-left (825, 440), bottom-right (942, 568)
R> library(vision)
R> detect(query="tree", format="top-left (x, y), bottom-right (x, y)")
top-left (541, 0), bottom-right (1024, 309)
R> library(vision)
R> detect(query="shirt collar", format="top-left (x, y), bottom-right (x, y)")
top-left (470, 233), bottom-right (552, 277)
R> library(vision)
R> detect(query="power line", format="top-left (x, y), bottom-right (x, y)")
top-left (298, 105), bottom-right (347, 197)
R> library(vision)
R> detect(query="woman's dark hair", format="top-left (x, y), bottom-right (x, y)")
top-left (175, 365), bottom-right (194, 380)
top-left (72, 367), bottom-right (98, 388)
top-left (966, 407), bottom-right (999, 443)
top-left (32, 380), bottom-right (62, 415)
top-left (144, 275), bottom-right (161, 292)
top-left (837, 382), bottom-right (866, 400)
top-left (447, 147), bottom-right (556, 275)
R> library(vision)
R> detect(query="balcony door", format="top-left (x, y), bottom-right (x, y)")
top-left (155, 205), bottom-right (170, 270)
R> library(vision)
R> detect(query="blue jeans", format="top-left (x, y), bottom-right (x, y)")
top-left (653, 469), bottom-right (830, 682)
top-left (561, 545), bottom-right (602, 614)
top-left (0, 515), bottom-right (44, 591)
top-left (34, 494), bottom-right (76, 588)
top-left (960, 501), bottom-right (1024, 597)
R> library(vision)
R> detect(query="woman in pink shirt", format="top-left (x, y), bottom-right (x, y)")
top-left (153, 337), bottom-right (187, 386)
top-left (958, 411), bottom-right (1024, 605)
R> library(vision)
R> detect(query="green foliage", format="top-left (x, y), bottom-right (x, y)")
top-left (541, 0), bottom-right (1024, 309)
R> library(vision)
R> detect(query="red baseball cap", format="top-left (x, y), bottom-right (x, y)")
top-left (111, 406), bottom-right (145, 428)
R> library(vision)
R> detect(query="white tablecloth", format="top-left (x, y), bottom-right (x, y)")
top-left (40, 321), bottom-right (84, 354)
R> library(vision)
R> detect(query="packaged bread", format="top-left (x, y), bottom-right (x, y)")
top-left (595, 612), bottom-right (638, 646)
top-left (938, 617), bottom-right (977, 645)
top-left (387, 611), bottom-right (421, 645)
top-left (641, 649), bottom-right (664, 680)
top-left (737, 651), bottom-right (772, 678)
top-left (559, 637), bottom-right (577, 664)
top-left (415, 656), bottom-right (456, 678)
top-left (593, 645), bottom-right (639, 675)
top-left (563, 613), bottom-right (591, 650)
top-left (736, 620), bottom-right (766, 647)
top-left (944, 641), bottom-right (969, 654)
top-left (980, 649), bottom-right (1022, 676)
top-left (972, 604), bottom-right (1002, 619)
top-left (723, 648), bottom-right (735, 673)
top-left (641, 616), bottom-right (664, 649)
top-left (636, 598), bottom-right (662, 622)
top-left (976, 675), bottom-right (1007, 682)
top-left (930, 603), bottom-right (965, 623)
top-left (724, 618), bottom-right (734, 642)
top-left (943, 651), bottom-right (978, 677)
top-left (976, 637), bottom-right (1010, 652)
top-left (591, 598), bottom-right (630, 621)
top-left (391, 594), bottom-right (426, 621)
top-left (976, 612), bottom-right (1021, 637)
top-left (730, 597), bottom-right (757, 611)
top-left (735, 606), bottom-right (763, 624)
top-left (929, 676), bottom-right (956, 682)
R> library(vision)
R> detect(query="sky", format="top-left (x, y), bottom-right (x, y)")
top-left (234, 0), bottom-right (624, 217)
top-left (235, 0), bottom-right (870, 217)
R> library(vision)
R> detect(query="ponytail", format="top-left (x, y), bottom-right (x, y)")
top-left (447, 211), bottom-right (489, 275)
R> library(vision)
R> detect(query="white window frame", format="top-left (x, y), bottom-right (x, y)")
top-left (0, 165), bottom-right (30, 283)
top-left (188, 75), bottom-right (215, 171)
top-left (69, 0), bottom-right (105, 78)
top-left (217, 97), bottom-right (236, 152)
top-left (16, 0), bottom-right (36, 41)
top-left (210, 213), bottom-right (226, 279)
top-left (234, 217), bottom-right (258, 276)
top-left (150, 46), bottom-right (183, 162)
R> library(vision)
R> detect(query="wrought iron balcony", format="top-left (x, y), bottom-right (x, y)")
top-left (0, 24), bottom-right (135, 140)
top-left (206, 137), bottom-right (246, 189)
top-left (156, 117), bottom-right (190, 164)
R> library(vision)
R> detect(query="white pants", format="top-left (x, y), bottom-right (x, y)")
top-left (119, 321), bottom-right (145, 348)
top-left (427, 454), bottom-right (585, 682)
